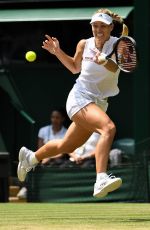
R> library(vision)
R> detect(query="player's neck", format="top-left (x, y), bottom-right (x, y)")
top-left (95, 36), bottom-right (110, 50)
top-left (95, 40), bottom-right (104, 51)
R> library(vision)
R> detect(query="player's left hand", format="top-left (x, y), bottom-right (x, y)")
top-left (42, 35), bottom-right (60, 55)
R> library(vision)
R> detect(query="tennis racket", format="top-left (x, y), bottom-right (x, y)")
top-left (106, 36), bottom-right (138, 73)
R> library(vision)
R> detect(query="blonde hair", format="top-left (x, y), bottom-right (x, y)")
top-left (95, 8), bottom-right (129, 36)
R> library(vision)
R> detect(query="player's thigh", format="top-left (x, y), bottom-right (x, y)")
top-left (61, 122), bottom-right (93, 152)
top-left (72, 102), bottom-right (115, 134)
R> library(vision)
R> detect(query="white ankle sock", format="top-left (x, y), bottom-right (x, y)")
top-left (96, 172), bottom-right (107, 181)
top-left (29, 152), bottom-right (39, 165)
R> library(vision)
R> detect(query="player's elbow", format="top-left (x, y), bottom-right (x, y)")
top-left (71, 69), bottom-right (80, 74)
top-left (70, 62), bottom-right (81, 74)
top-left (71, 67), bottom-right (80, 74)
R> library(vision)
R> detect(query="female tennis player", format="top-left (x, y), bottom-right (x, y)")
top-left (18, 8), bottom-right (128, 198)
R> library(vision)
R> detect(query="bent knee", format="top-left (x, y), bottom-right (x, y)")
top-left (106, 120), bottom-right (116, 135)
top-left (97, 120), bottom-right (116, 137)
top-left (107, 121), bottom-right (116, 134)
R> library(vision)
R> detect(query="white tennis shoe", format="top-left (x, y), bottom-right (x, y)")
top-left (93, 174), bottom-right (122, 198)
top-left (17, 147), bottom-right (37, 182)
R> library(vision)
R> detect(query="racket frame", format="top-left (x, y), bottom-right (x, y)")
top-left (106, 36), bottom-right (138, 73)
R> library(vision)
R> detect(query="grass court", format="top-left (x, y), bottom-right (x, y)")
top-left (0, 203), bottom-right (150, 230)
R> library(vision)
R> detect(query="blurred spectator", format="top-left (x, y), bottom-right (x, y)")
top-left (38, 108), bottom-right (67, 165)
top-left (109, 148), bottom-right (122, 168)
top-left (16, 108), bottom-right (68, 199)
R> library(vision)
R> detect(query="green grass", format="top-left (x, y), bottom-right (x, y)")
top-left (0, 203), bottom-right (150, 230)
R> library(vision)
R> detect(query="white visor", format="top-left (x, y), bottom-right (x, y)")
top-left (90, 13), bottom-right (113, 25)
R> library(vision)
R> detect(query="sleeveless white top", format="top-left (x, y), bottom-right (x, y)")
top-left (75, 36), bottom-right (120, 99)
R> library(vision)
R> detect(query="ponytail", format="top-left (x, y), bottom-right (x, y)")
top-left (121, 23), bottom-right (129, 36)
top-left (110, 12), bottom-right (129, 36)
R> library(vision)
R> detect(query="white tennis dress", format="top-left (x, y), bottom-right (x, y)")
top-left (66, 36), bottom-right (120, 119)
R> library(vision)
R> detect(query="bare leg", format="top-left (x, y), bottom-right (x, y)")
top-left (35, 102), bottom-right (115, 173)
top-left (94, 131), bottom-right (115, 172)
top-left (72, 103), bottom-right (116, 173)
top-left (18, 102), bottom-right (121, 195)
top-left (35, 122), bottom-right (92, 162)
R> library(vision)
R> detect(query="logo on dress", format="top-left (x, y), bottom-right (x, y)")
top-left (84, 56), bottom-right (93, 61)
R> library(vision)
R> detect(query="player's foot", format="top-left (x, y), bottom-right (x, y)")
top-left (93, 174), bottom-right (122, 198)
top-left (17, 147), bottom-right (37, 182)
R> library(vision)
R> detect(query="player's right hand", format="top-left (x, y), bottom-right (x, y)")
top-left (42, 35), bottom-right (60, 55)
top-left (93, 52), bottom-right (107, 65)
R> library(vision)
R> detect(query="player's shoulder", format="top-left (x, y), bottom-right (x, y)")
top-left (77, 37), bottom-right (94, 45)
top-left (110, 36), bottom-right (119, 43)
top-left (77, 39), bottom-right (86, 48)
top-left (109, 36), bottom-right (120, 49)
top-left (77, 37), bottom-right (94, 50)
top-left (75, 39), bottom-right (86, 54)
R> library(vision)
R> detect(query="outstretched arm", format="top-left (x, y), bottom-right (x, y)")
top-left (42, 35), bottom-right (86, 74)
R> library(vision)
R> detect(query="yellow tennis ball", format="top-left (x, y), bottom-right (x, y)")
top-left (25, 51), bottom-right (36, 62)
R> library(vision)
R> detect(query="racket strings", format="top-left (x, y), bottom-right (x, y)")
top-left (116, 40), bottom-right (137, 72)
